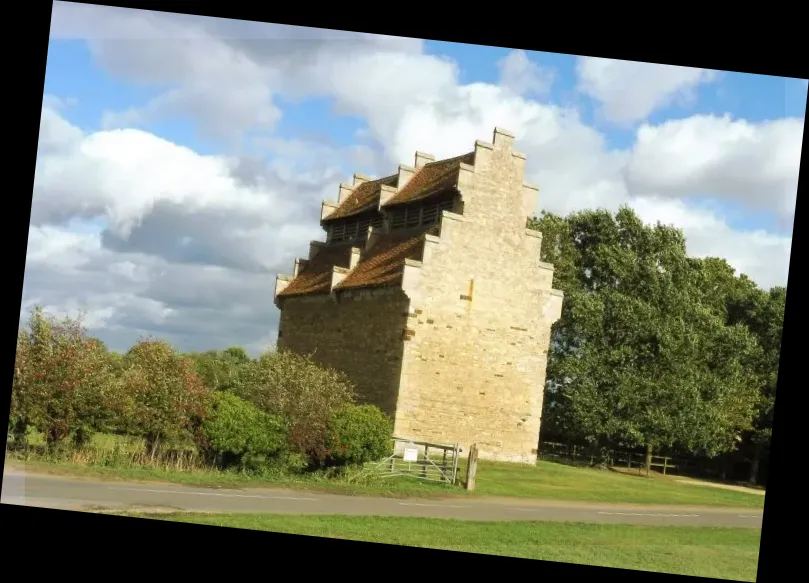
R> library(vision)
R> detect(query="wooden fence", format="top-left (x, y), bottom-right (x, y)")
top-left (539, 441), bottom-right (680, 475)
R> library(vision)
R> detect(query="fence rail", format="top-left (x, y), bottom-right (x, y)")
top-left (539, 441), bottom-right (680, 475)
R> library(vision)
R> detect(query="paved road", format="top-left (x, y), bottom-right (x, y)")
top-left (1, 469), bottom-right (763, 528)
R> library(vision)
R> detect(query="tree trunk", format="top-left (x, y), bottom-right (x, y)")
top-left (11, 418), bottom-right (27, 446)
top-left (748, 444), bottom-right (761, 485)
top-left (45, 427), bottom-right (64, 451)
top-left (644, 443), bottom-right (653, 474)
top-left (147, 433), bottom-right (161, 462)
top-left (588, 439), bottom-right (600, 466)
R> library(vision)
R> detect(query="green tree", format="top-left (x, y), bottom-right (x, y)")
top-left (530, 207), bottom-right (761, 469)
top-left (222, 346), bottom-right (251, 364)
top-left (11, 307), bottom-right (115, 448)
top-left (233, 350), bottom-right (356, 463)
top-left (324, 404), bottom-right (393, 467)
top-left (731, 286), bottom-right (784, 482)
top-left (189, 351), bottom-right (234, 392)
top-left (688, 257), bottom-right (784, 482)
top-left (188, 346), bottom-right (251, 392)
top-left (117, 339), bottom-right (213, 457)
top-left (201, 391), bottom-right (287, 471)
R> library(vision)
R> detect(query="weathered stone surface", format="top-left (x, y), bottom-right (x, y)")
top-left (275, 128), bottom-right (563, 464)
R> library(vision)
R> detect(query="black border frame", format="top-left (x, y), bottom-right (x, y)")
top-left (4, 2), bottom-right (804, 581)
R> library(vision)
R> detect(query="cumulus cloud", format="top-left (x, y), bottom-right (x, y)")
top-left (497, 50), bottom-right (555, 97)
top-left (625, 114), bottom-right (802, 223)
top-left (631, 198), bottom-right (791, 291)
top-left (576, 56), bottom-right (719, 124)
top-left (33, 2), bottom-right (796, 354)
top-left (29, 102), bottom-right (329, 352)
top-left (34, 105), bottom-right (328, 271)
top-left (23, 220), bottom-right (282, 354)
top-left (50, 1), bottom-right (422, 142)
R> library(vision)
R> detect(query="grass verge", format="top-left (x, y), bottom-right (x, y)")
top-left (130, 512), bottom-right (762, 581)
top-left (5, 453), bottom-right (765, 509)
top-left (5, 432), bottom-right (766, 507)
top-left (3, 455), bottom-right (455, 498)
top-left (472, 460), bottom-right (765, 508)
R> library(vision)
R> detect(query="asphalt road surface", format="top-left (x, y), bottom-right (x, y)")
top-left (1, 469), bottom-right (763, 528)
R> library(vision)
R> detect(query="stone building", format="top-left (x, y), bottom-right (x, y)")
top-left (273, 128), bottom-right (563, 463)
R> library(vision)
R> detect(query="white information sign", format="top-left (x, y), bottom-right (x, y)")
top-left (403, 445), bottom-right (419, 462)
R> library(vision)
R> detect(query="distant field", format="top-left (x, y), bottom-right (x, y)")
top-left (133, 513), bottom-right (762, 581)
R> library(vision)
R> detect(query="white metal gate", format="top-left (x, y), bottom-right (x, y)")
top-left (367, 437), bottom-right (461, 484)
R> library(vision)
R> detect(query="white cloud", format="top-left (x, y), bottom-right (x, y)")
top-left (631, 197), bottom-right (791, 291)
top-left (33, 105), bottom-right (324, 268)
top-left (576, 57), bottom-right (718, 124)
top-left (497, 50), bottom-right (555, 97)
top-left (625, 115), bottom-right (802, 223)
top-left (27, 103), bottom-right (334, 351)
top-left (36, 4), bottom-right (797, 353)
top-left (49, 1), bottom-right (422, 142)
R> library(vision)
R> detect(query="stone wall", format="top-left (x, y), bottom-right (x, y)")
top-left (397, 129), bottom-right (563, 463)
top-left (277, 287), bottom-right (410, 416)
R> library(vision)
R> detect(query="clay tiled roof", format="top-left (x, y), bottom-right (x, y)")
top-left (277, 243), bottom-right (353, 297)
top-left (324, 174), bottom-right (398, 222)
top-left (336, 230), bottom-right (431, 291)
top-left (385, 152), bottom-right (474, 207)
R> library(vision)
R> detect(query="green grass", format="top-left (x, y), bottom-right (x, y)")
top-left (6, 432), bottom-right (765, 508)
top-left (474, 459), bottom-right (764, 508)
top-left (131, 513), bottom-right (762, 581)
top-left (5, 455), bottom-right (457, 497)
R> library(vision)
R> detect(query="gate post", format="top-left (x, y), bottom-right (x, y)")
top-left (465, 443), bottom-right (479, 491)
top-left (451, 443), bottom-right (460, 484)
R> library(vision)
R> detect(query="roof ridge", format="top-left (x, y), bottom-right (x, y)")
top-left (356, 173), bottom-right (398, 188)
top-left (422, 150), bottom-right (475, 168)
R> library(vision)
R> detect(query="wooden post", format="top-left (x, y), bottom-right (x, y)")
top-left (465, 443), bottom-right (479, 491)
top-left (663, 457), bottom-right (668, 475)
top-left (422, 444), bottom-right (428, 479)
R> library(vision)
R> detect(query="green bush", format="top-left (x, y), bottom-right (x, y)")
top-left (116, 339), bottom-right (213, 457)
top-left (201, 391), bottom-right (288, 471)
top-left (324, 404), bottom-right (393, 467)
top-left (233, 350), bottom-right (356, 463)
top-left (12, 307), bottom-right (117, 449)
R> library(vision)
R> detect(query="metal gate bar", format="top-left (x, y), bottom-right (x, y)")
top-left (365, 437), bottom-right (461, 484)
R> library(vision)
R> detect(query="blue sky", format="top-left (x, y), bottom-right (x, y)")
top-left (31, 5), bottom-right (802, 351)
top-left (43, 37), bottom-right (804, 236)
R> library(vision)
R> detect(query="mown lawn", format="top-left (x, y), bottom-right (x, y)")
top-left (6, 432), bottom-right (765, 508)
top-left (134, 513), bottom-right (762, 581)
top-left (473, 459), bottom-right (764, 508)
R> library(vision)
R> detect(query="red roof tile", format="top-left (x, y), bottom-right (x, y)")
top-left (384, 152), bottom-right (474, 207)
top-left (324, 175), bottom-right (397, 222)
top-left (276, 244), bottom-right (353, 297)
top-left (336, 228), bottom-right (434, 291)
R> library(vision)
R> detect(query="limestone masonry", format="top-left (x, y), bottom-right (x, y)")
top-left (274, 128), bottom-right (563, 463)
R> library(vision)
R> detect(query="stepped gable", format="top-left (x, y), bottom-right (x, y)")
top-left (324, 174), bottom-right (397, 222)
top-left (276, 243), bottom-right (353, 297)
top-left (336, 227), bottom-right (436, 291)
top-left (384, 152), bottom-right (474, 207)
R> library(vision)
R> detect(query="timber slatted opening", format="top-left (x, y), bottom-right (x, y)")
top-left (367, 437), bottom-right (461, 484)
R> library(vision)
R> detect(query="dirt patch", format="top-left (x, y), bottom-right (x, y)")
top-left (97, 505), bottom-right (189, 515)
top-left (605, 465), bottom-right (766, 496)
